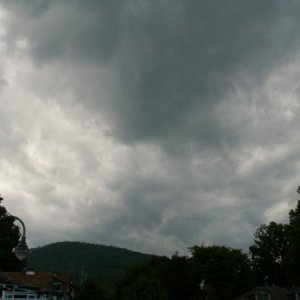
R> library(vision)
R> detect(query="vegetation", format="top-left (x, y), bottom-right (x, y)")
top-left (190, 245), bottom-right (253, 299)
top-left (0, 195), bottom-right (25, 271)
top-left (28, 241), bottom-right (153, 286)
top-left (113, 247), bottom-right (254, 300)
top-left (249, 221), bottom-right (289, 286)
top-left (287, 200), bottom-right (300, 284)
top-left (249, 199), bottom-right (300, 287)
top-left (76, 278), bottom-right (108, 300)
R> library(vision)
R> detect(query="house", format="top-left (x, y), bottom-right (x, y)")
top-left (0, 271), bottom-right (74, 300)
top-left (286, 287), bottom-right (300, 300)
top-left (235, 286), bottom-right (300, 300)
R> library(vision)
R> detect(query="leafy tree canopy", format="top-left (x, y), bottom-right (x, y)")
top-left (114, 261), bottom-right (168, 300)
top-left (77, 278), bottom-right (108, 300)
top-left (0, 195), bottom-right (25, 271)
top-left (287, 200), bottom-right (300, 284)
top-left (190, 245), bottom-right (253, 299)
top-left (249, 221), bottom-right (289, 286)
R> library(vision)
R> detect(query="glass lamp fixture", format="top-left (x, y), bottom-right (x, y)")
top-left (0, 215), bottom-right (30, 261)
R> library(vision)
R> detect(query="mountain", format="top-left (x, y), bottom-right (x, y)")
top-left (27, 241), bottom-right (154, 286)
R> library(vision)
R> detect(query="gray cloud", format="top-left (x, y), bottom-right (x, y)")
top-left (2, 0), bottom-right (292, 143)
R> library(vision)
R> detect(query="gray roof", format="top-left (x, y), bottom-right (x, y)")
top-left (235, 286), bottom-right (291, 300)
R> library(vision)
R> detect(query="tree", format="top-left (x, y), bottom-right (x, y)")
top-left (77, 278), bottom-right (108, 300)
top-left (152, 254), bottom-right (195, 300)
top-left (0, 195), bottom-right (25, 271)
top-left (189, 245), bottom-right (253, 300)
top-left (114, 262), bottom-right (168, 300)
top-left (249, 221), bottom-right (289, 286)
top-left (287, 200), bottom-right (300, 284)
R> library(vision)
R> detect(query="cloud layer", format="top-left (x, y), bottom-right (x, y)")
top-left (1, 0), bottom-right (300, 255)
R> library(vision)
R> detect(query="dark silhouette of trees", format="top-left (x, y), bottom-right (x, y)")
top-left (113, 246), bottom-right (253, 300)
top-left (0, 195), bottom-right (25, 271)
top-left (190, 245), bottom-right (254, 299)
top-left (249, 195), bottom-right (300, 286)
top-left (114, 261), bottom-right (168, 300)
top-left (249, 221), bottom-right (289, 286)
top-left (28, 241), bottom-right (152, 285)
top-left (77, 278), bottom-right (108, 300)
top-left (160, 253), bottom-right (195, 300)
top-left (287, 200), bottom-right (300, 284)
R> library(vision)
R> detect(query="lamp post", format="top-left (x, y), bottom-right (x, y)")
top-left (0, 215), bottom-right (30, 261)
top-left (200, 280), bottom-right (206, 300)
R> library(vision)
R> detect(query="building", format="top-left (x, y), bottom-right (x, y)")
top-left (235, 286), bottom-right (300, 300)
top-left (0, 271), bottom-right (74, 300)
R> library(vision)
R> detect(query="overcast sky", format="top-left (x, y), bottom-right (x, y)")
top-left (1, 0), bottom-right (300, 256)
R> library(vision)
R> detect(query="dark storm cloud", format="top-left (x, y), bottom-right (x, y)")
top-left (3, 0), bottom-right (124, 62)
top-left (2, 0), bottom-right (295, 144)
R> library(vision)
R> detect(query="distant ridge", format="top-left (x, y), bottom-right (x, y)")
top-left (27, 241), bottom-right (154, 285)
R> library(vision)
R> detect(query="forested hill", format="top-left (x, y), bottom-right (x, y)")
top-left (27, 241), bottom-right (154, 286)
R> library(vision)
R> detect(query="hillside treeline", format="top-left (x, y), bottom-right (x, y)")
top-left (78, 199), bottom-right (300, 300)
top-left (28, 241), bottom-right (152, 286)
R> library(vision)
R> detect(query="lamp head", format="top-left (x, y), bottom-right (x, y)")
top-left (12, 235), bottom-right (30, 261)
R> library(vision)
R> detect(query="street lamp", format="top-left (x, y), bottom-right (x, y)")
top-left (200, 280), bottom-right (206, 300)
top-left (0, 215), bottom-right (30, 261)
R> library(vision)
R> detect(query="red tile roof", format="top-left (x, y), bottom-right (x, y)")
top-left (0, 271), bottom-right (70, 293)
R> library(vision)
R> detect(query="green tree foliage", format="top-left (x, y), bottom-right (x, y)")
top-left (249, 221), bottom-right (289, 286)
top-left (28, 241), bottom-right (152, 286)
top-left (157, 253), bottom-right (195, 300)
top-left (114, 246), bottom-right (253, 300)
top-left (0, 195), bottom-right (25, 271)
top-left (249, 199), bottom-right (300, 286)
top-left (190, 245), bottom-right (253, 300)
top-left (114, 262), bottom-right (168, 300)
top-left (287, 200), bottom-right (300, 284)
top-left (77, 278), bottom-right (108, 300)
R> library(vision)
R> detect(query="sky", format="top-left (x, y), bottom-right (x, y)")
top-left (1, 0), bottom-right (300, 256)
